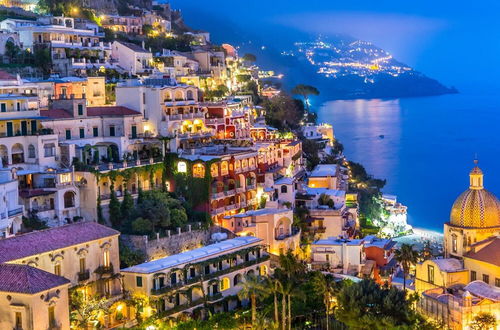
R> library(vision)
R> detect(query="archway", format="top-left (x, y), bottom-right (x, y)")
top-left (11, 143), bottom-right (24, 164)
top-left (63, 191), bottom-right (76, 208)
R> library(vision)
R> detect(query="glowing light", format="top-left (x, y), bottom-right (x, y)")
top-left (177, 161), bottom-right (187, 173)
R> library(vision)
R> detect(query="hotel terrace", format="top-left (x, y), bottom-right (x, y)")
top-left (121, 236), bottom-right (270, 317)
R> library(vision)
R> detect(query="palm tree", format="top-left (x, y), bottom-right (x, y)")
top-left (395, 243), bottom-right (419, 292)
top-left (291, 84), bottom-right (320, 111)
top-left (312, 272), bottom-right (337, 330)
top-left (263, 277), bottom-right (281, 325)
top-left (237, 274), bottom-right (264, 327)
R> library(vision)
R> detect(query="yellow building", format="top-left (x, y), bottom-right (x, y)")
top-left (445, 161), bottom-right (500, 258)
top-left (416, 161), bottom-right (500, 329)
top-left (0, 264), bottom-right (70, 330)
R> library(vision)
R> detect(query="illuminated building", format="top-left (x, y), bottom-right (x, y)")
top-left (415, 161), bottom-right (500, 329)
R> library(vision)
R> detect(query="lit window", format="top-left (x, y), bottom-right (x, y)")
top-left (177, 161), bottom-right (187, 173)
top-left (219, 277), bottom-right (230, 291)
top-left (103, 250), bottom-right (110, 267)
top-left (54, 263), bottom-right (61, 276)
top-left (428, 265), bottom-right (434, 284)
top-left (193, 163), bottom-right (205, 178)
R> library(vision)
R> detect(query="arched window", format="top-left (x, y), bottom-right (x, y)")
top-left (28, 144), bottom-right (35, 158)
top-left (281, 185), bottom-right (288, 194)
top-left (186, 90), bottom-right (194, 100)
top-left (260, 265), bottom-right (268, 276)
top-left (210, 163), bottom-right (219, 177)
top-left (220, 161), bottom-right (229, 176)
top-left (63, 191), bottom-right (75, 208)
top-left (451, 234), bottom-right (458, 253)
top-left (233, 273), bottom-right (242, 286)
top-left (220, 277), bottom-right (230, 291)
top-left (193, 163), bottom-right (205, 178)
top-left (174, 90), bottom-right (184, 101)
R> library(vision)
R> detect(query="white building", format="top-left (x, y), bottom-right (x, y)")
top-left (0, 169), bottom-right (23, 237)
top-left (311, 237), bottom-right (366, 274)
top-left (111, 41), bottom-right (153, 75)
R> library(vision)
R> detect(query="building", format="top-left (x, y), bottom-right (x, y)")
top-left (445, 161), bottom-right (500, 258)
top-left (203, 100), bottom-right (252, 140)
top-left (415, 161), bottom-right (500, 329)
top-left (363, 235), bottom-right (397, 284)
top-left (0, 264), bottom-right (70, 330)
top-left (311, 237), bottom-right (366, 275)
top-left (0, 168), bottom-right (23, 237)
top-left (111, 41), bottom-right (153, 75)
top-left (121, 236), bottom-right (270, 318)
top-left (101, 15), bottom-right (143, 35)
top-left (228, 208), bottom-right (301, 256)
top-left (308, 164), bottom-right (341, 190)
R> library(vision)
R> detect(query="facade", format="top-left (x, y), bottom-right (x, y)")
top-left (0, 169), bottom-right (23, 237)
top-left (203, 100), bottom-right (252, 140)
top-left (101, 15), bottom-right (143, 35)
top-left (228, 208), bottom-right (301, 255)
top-left (121, 236), bottom-right (270, 317)
top-left (0, 264), bottom-right (70, 330)
top-left (111, 41), bottom-right (153, 75)
top-left (311, 237), bottom-right (366, 275)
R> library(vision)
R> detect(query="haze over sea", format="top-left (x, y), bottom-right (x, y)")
top-left (174, 0), bottom-right (500, 232)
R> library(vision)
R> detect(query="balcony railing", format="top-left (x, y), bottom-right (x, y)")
top-left (212, 191), bottom-right (225, 199)
top-left (151, 254), bottom-right (270, 296)
top-left (8, 208), bottom-right (23, 217)
top-left (95, 263), bottom-right (114, 276)
top-left (225, 204), bottom-right (237, 211)
top-left (224, 189), bottom-right (235, 196)
top-left (78, 270), bottom-right (90, 282)
top-left (275, 227), bottom-right (301, 241)
top-left (236, 187), bottom-right (245, 193)
top-left (247, 184), bottom-right (256, 190)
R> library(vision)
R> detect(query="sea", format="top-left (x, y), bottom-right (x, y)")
top-left (316, 89), bottom-right (500, 233)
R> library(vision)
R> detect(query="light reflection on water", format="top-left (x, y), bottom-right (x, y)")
top-left (317, 92), bottom-right (500, 232)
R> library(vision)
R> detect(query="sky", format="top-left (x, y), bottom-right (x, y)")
top-left (172, 0), bottom-right (500, 92)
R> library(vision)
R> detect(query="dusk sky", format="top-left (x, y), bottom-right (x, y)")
top-left (172, 0), bottom-right (500, 92)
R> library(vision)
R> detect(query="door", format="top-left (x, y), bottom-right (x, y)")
top-left (6, 122), bottom-right (13, 137)
top-left (31, 120), bottom-right (37, 134)
top-left (21, 121), bottom-right (27, 136)
top-left (131, 125), bottom-right (137, 138)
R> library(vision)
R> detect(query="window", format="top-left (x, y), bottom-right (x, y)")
top-left (483, 274), bottom-right (490, 284)
top-left (495, 278), bottom-right (500, 287)
top-left (428, 265), bottom-right (434, 284)
top-left (219, 277), bottom-right (230, 291)
top-left (16, 102), bottom-right (20, 111)
top-left (28, 144), bottom-right (35, 158)
top-left (471, 270), bottom-right (477, 281)
top-left (65, 129), bottom-right (71, 140)
top-left (205, 265), bottom-right (210, 275)
top-left (79, 258), bottom-right (86, 273)
top-left (193, 163), bottom-right (205, 178)
top-left (0, 103), bottom-right (5, 112)
top-left (93, 126), bottom-right (98, 137)
top-left (109, 125), bottom-right (115, 136)
top-left (136, 276), bottom-right (143, 287)
top-left (44, 143), bottom-right (55, 157)
top-left (63, 191), bottom-right (75, 208)
top-left (54, 263), bottom-right (61, 276)
top-left (281, 185), bottom-right (288, 193)
top-left (48, 306), bottom-right (55, 326)
top-left (103, 250), bottom-right (110, 267)
top-left (452, 234), bottom-right (457, 253)
top-left (177, 161), bottom-right (187, 173)
top-left (142, 92), bottom-right (146, 104)
top-left (15, 312), bottom-right (22, 328)
top-left (189, 267), bottom-right (195, 278)
top-left (131, 125), bottom-right (137, 138)
top-left (79, 128), bottom-right (85, 138)
top-left (77, 104), bottom-right (83, 116)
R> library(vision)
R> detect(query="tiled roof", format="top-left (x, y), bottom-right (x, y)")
top-left (0, 222), bottom-right (119, 263)
top-left (87, 106), bottom-right (141, 116)
top-left (0, 264), bottom-right (69, 294)
top-left (0, 70), bottom-right (17, 80)
top-left (117, 41), bottom-right (150, 53)
top-left (464, 236), bottom-right (500, 267)
top-left (40, 108), bottom-right (72, 119)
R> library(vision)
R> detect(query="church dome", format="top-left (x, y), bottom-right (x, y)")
top-left (450, 161), bottom-right (500, 228)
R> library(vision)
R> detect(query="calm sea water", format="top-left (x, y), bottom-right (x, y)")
top-left (317, 90), bottom-right (500, 232)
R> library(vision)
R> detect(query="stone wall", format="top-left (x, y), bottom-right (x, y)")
top-left (121, 225), bottom-right (235, 261)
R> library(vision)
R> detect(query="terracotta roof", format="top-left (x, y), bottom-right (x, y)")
top-left (0, 264), bottom-right (69, 294)
top-left (87, 106), bottom-right (141, 116)
top-left (0, 70), bottom-right (17, 80)
top-left (40, 108), bottom-right (72, 119)
top-left (464, 236), bottom-right (500, 267)
top-left (0, 222), bottom-right (120, 263)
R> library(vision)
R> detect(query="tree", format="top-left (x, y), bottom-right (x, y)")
top-left (33, 46), bottom-right (52, 76)
top-left (395, 243), bottom-right (419, 292)
top-left (242, 53), bottom-right (257, 63)
top-left (291, 84), bottom-right (319, 111)
top-left (120, 188), bottom-right (134, 223)
top-left (131, 217), bottom-right (154, 235)
top-left (4, 40), bottom-right (20, 63)
top-left (170, 208), bottom-right (187, 228)
top-left (236, 74), bottom-right (252, 83)
top-left (70, 290), bottom-right (108, 329)
top-left (119, 241), bottom-right (146, 268)
top-left (134, 190), bottom-right (171, 231)
top-left (108, 184), bottom-right (122, 228)
top-left (312, 272), bottom-right (337, 330)
top-left (335, 279), bottom-right (423, 329)
top-left (237, 274), bottom-right (264, 327)
top-left (470, 312), bottom-right (497, 330)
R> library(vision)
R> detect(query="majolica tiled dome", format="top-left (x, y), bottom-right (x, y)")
top-left (450, 162), bottom-right (500, 228)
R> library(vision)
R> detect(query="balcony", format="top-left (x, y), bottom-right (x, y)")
top-left (317, 227), bottom-right (326, 234)
top-left (239, 201), bottom-right (247, 208)
top-left (8, 207), bottom-right (23, 217)
top-left (208, 292), bottom-right (223, 301)
top-left (247, 184), bottom-right (256, 190)
top-left (210, 207), bottom-right (225, 216)
top-left (212, 191), bottom-right (225, 199)
top-left (275, 227), bottom-right (301, 241)
top-left (78, 270), bottom-right (90, 282)
top-left (224, 189), bottom-right (235, 196)
top-left (225, 204), bottom-right (237, 211)
top-left (95, 263), bottom-right (114, 276)
top-left (236, 187), bottom-right (245, 193)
